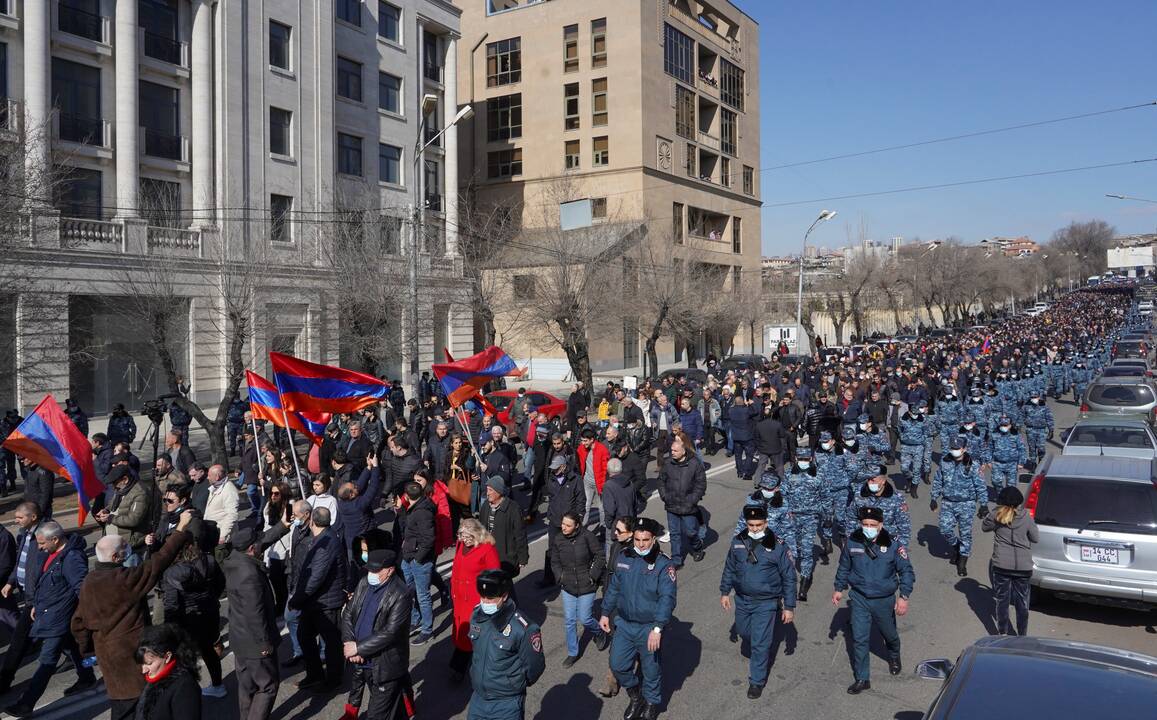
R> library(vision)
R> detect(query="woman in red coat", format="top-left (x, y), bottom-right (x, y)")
top-left (449, 518), bottom-right (500, 681)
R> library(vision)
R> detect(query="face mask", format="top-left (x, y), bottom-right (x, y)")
top-left (950, 449), bottom-right (964, 458)
top-left (797, 461), bottom-right (810, 470)
top-left (914, 411), bottom-right (923, 417)
top-left (999, 425), bottom-right (1011, 433)
top-left (366, 572), bottom-right (383, 586)
top-left (748, 530), bottom-right (766, 540)
top-left (859, 424), bottom-right (869, 431)
top-left (1031, 398), bottom-right (1040, 405)
top-left (822, 442), bottom-right (834, 451)
top-left (634, 545), bottom-right (651, 556)
top-left (480, 601), bottom-right (500, 615)
top-left (862, 526), bottom-right (880, 540)
top-left (844, 439), bottom-right (856, 447)
top-left (291, 518), bottom-right (303, 528)
top-left (868, 482), bottom-right (881, 493)
top-left (964, 424), bottom-right (975, 431)
top-left (760, 488), bottom-right (775, 499)
top-left (360, 552), bottom-right (369, 563)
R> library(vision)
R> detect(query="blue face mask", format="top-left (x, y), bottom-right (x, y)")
top-left (797, 461), bottom-right (810, 470)
top-left (635, 545), bottom-right (651, 556)
top-left (360, 552), bottom-right (369, 564)
top-left (862, 526), bottom-right (880, 540)
top-left (291, 518), bottom-right (303, 528)
top-left (366, 572), bottom-right (383, 586)
top-left (760, 488), bottom-right (775, 498)
top-left (480, 601), bottom-right (500, 615)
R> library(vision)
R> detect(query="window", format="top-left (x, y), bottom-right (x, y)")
top-left (424, 159), bottom-right (441, 210)
top-left (378, 72), bottom-right (401, 114)
top-left (487, 149), bottom-right (522, 178)
top-left (663, 24), bottom-right (694, 84)
top-left (720, 109), bottom-right (737, 156)
top-left (513, 275), bottom-right (536, 301)
top-left (675, 85), bottom-right (694, 140)
top-left (743, 165), bottom-right (754, 195)
top-left (270, 194), bottom-right (293, 243)
top-left (593, 136), bottom-right (609, 167)
top-left (336, 57), bottom-right (362, 101)
top-left (732, 217), bottom-right (742, 253)
top-left (378, 1), bottom-right (400, 43)
top-left (720, 59), bottom-right (744, 110)
top-left (564, 83), bottom-right (579, 130)
top-left (52, 58), bottom-right (102, 145)
top-left (672, 202), bottom-right (684, 244)
top-left (423, 103), bottom-right (440, 146)
top-left (379, 143), bottom-right (401, 184)
top-left (592, 197), bottom-right (607, 219)
top-left (486, 38), bottom-right (521, 87)
top-left (139, 177), bottom-right (181, 227)
top-left (269, 21), bottom-right (291, 70)
top-left (564, 140), bottom-right (580, 170)
top-left (336, 0), bottom-right (360, 26)
top-left (684, 143), bottom-right (695, 177)
top-left (720, 157), bottom-right (731, 188)
top-left (58, 0), bottom-right (103, 42)
top-left (56, 167), bottom-right (102, 219)
top-left (591, 18), bottom-right (607, 68)
top-left (423, 31), bottom-right (441, 82)
top-left (592, 78), bottom-right (607, 126)
top-left (140, 0), bottom-right (180, 65)
top-left (337, 132), bottom-right (362, 176)
top-left (623, 316), bottom-right (639, 367)
top-left (563, 24), bottom-right (578, 73)
top-left (269, 107), bottom-right (292, 156)
top-left (379, 215), bottom-right (402, 254)
top-left (139, 80), bottom-right (180, 160)
top-left (487, 94), bottom-right (522, 141)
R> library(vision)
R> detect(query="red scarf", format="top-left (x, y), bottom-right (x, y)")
top-left (144, 659), bottom-right (176, 684)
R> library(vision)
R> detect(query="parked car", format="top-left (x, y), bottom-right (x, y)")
top-left (889, 334), bottom-right (920, 344)
top-left (1100, 365), bottom-right (1149, 379)
top-left (1060, 419), bottom-right (1157, 460)
top-left (1026, 454), bottom-right (1157, 609)
top-left (719, 354), bottom-right (768, 372)
top-left (484, 390), bottom-right (567, 438)
top-left (915, 636), bottom-right (1157, 720)
top-left (1113, 339), bottom-right (1150, 359)
top-left (1080, 379), bottom-right (1157, 425)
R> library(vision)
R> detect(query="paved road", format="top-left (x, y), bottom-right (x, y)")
top-left (11, 394), bottom-right (1157, 720)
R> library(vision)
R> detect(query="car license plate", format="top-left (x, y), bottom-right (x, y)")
top-left (1079, 546), bottom-right (1119, 565)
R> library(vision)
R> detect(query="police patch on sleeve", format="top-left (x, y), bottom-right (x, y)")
top-left (530, 632), bottom-right (542, 653)
top-left (898, 546), bottom-right (908, 560)
top-left (666, 565), bottom-right (677, 583)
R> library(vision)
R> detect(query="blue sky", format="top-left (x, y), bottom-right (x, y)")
top-left (753, 1), bottom-right (1157, 256)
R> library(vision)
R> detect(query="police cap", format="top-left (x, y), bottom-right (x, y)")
top-left (742, 505), bottom-right (768, 521)
top-left (841, 426), bottom-right (857, 440)
top-left (796, 446), bottom-right (813, 460)
top-left (476, 569), bottom-right (512, 598)
top-left (858, 506), bottom-right (884, 522)
top-left (634, 517), bottom-right (664, 537)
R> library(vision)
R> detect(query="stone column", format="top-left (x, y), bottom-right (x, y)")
top-left (191, 0), bottom-right (214, 226)
top-left (114, 0), bottom-right (140, 217)
top-left (23, 0), bottom-right (51, 205)
top-left (444, 36), bottom-right (459, 257)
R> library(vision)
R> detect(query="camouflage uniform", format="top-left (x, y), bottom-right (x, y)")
top-left (784, 456), bottom-right (826, 579)
top-left (988, 424), bottom-right (1026, 491)
top-left (1022, 397), bottom-right (1054, 466)
top-left (845, 480), bottom-right (911, 548)
top-left (932, 446), bottom-right (988, 558)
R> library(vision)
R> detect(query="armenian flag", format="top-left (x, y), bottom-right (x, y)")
top-left (245, 370), bottom-right (329, 445)
top-left (270, 353), bottom-right (388, 414)
top-left (433, 346), bottom-right (519, 408)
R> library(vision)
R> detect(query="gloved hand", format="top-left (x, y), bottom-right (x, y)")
top-left (929, 498), bottom-right (938, 512)
top-left (977, 504), bottom-right (989, 520)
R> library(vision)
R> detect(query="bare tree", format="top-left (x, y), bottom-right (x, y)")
top-left (457, 187), bottom-right (526, 350)
top-left (1049, 220), bottom-right (1114, 279)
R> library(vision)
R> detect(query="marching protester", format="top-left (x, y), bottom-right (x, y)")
top-left (133, 624), bottom-right (202, 720)
top-left (549, 512), bottom-right (608, 666)
top-left (449, 519), bottom-right (500, 682)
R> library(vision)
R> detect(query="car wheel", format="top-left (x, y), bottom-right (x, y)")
top-left (1029, 586), bottom-right (1051, 609)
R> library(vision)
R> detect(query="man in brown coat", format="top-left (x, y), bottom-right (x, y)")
top-left (71, 510), bottom-right (194, 720)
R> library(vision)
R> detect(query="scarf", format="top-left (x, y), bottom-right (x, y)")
top-left (136, 661), bottom-right (181, 720)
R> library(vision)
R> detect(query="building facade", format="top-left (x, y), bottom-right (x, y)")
top-left (0, 0), bottom-right (472, 415)
top-left (455, 0), bottom-right (762, 377)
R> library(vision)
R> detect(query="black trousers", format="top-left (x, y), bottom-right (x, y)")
top-left (237, 655), bottom-right (280, 720)
top-left (365, 671), bottom-right (415, 720)
top-left (179, 615), bottom-right (223, 686)
top-left (298, 606), bottom-right (344, 684)
top-left (623, 454), bottom-right (649, 494)
top-left (991, 568), bottom-right (1031, 636)
top-left (109, 698), bottom-right (137, 720)
top-left (0, 604), bottom-right (33, 684)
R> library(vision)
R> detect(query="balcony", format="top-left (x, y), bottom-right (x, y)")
top-left (697, 130), bottom-right (720, 152)
top-left (54, 112), bottom-right (112, 147)
top-left (147, 225), bottom-right (202, 256)
top-left (142, 29), bottom-right (189, 68)
top-left (0, 98), bottom-right (21, 136)
top-left (142, 128), bottom-right (189, 163)
top-left (423, 62), bottom-right (443, 84)
top-left (47, 215), bottom-right (217, 258)
top-left (60, 217), bottom-right (124, 249)
top-left (57, 3), bottom-right (109, 44)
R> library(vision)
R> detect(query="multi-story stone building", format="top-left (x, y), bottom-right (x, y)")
top-left (0, 0), bottom-right (472, 416)
top-left (455, 0), bottom-right (761, 377)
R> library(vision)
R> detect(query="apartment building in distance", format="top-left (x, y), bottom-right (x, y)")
top-left (455, 0), bottom-right (762, 377)
top-left (0, 0), bottom-right (472, 415)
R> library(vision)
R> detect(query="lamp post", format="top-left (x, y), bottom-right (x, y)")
top-left (408, 97), bottom-right (474, 396)
top-left (796, 209), bottom-right (837, 355)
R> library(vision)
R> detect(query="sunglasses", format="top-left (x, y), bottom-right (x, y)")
top-left (269, 491), bottom-right (281, 497)
top-left (163, 498), bottom-right (179, 505)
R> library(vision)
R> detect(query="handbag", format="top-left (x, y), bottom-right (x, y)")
top-left (447, 464), bottom-right (472, 506)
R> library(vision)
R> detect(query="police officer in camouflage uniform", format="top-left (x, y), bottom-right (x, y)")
top-left (936, 384), bottom-right (963, 457)
top-left (1070, 357), bottom-right (1092, 404)
top-left (784, 447), bottom-right (825, 600)
top-left (846, 465), bottom-right (911, 549)
top-left (957, 413), bottom-right (989, 464)
top-left (898, 401), bottom-right (929, 498)
top-left (225, 396), bottom-right (248, 456)
top-left (988, 414), bottom-right (1026, 492)
top-left (1022, 390), bottom-right (1054, 470)
top-left (600, 517), bottom-right (677, 720)
top-left (930, 436), bottom-right (989, 577)
top-left (921, 399), bottom-right (940, 485)
top-left (735, 472), bottom-right (796, 551)
top-left (854, 413), bottom-right (890, 461)
top-left (467, 570), bottom-right (546, 720)
top-left (719, 505), bottom-right (797, 700)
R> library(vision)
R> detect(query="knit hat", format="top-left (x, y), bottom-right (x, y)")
top-left (486, 476), bottom-right (508, 496)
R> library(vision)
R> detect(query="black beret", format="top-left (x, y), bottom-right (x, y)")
top-left (106, 465), bottom-right (130, 484)
top-left (996, 486), bottom-right (1024, 507)
top-left (634, 517), bottom-right (664, 536)
top-left (742, 505), bottom-right (768, 521)
top-left (365, 548), bottom-right (396, 571)
top-left (858, 506), bottom-right (884, 522)
top-left (476, 569), bottom-right (512, 597)
top-left (230, 525), bottom-right (261, 551)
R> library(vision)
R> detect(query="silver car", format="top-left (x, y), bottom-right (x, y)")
top-left (1060, 419), bottom-right (1157, 460)
top-left (1028, 455), bottom-right (1157, 608)
top-left (1080, 378), bottom-right (1157, 425)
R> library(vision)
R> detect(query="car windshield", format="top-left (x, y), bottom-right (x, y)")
top-left (1035, 477), bottom-right (1157, 534)
top-left (1067, 426), bottom-right (1153, 449)
top-left (1089, 384), bottom-right (1155, 406)
top-left (1112, 359), bottom-right (1147, 367)
top-left (1102, 367), bottom-right (1145, 377)
top-left (1117, 341), bottom-right (1146, 352)
top-left (488, 396), bottom-right (514, 411)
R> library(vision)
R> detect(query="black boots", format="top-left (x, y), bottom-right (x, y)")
top-left (909, 481), bottom-right (919, 498)
top-left (822, 537), bottom-right (833, 556)
top-left (624, 686), bottom-right (645, 720)
top-left (799, 575), bottom-right (813, 602)
top-left (957, 555), bottom-right (968, 577)
top-left (847, 680), bottom-right (871, 694)
top-left (950, 543), bottom-right (960, 566)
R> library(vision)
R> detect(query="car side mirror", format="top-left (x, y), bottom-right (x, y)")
top-left (916, 658), bottom-right (954, 680)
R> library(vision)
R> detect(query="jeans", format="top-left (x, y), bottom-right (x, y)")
top-left (402, 559), bottom-right (434, 634)
top-left (582, 474), bottom-right (600, 526)
top-left (246, 483), bottom-right (264, 518)
top-left (20, 633), bottom-right (94, 707)
top-left (666, 511), bottom-right (702, 566)
top-left (522, 446), bottom-right (535, 486)
top-left (725, 428), bottom-right (734, 454)
top-left (561, 590), bottom-right (602, 657)
top-left (733, 439), bottom-right (756, 478)
top-left (284, 607), bottom-right (304, 658)
top-left (991, 568), bottom-right (1031, 636)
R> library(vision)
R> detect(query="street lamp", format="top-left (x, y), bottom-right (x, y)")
top-left (408, 99), bottom-right (474, 396)
top-left (796, 209), bottom-right (837, 354)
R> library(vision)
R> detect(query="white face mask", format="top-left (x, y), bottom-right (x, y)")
top-left (822, 442), bottom-right (834, 451)
top-left (760, 489), bottom-right (775, 498)
top-left (999, 425), bottom-right (1011, 433)
top-left (859, 424), bottom-right (869, 431)
top-left (748, 530), bottom-right (766, 540)
top-left (867, 482), bottom-right (881, 493)
top-left (950, 449), bottom-right (964, 458)
top-left (797, 461), bottom-right (810, 470)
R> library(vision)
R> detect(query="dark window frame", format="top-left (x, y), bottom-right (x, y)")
top-left (337, 132), bottom-right (363, 176)
top-left (663, 24), bottom-right (694, 84)
top-left (336, 56), bottom-right (363, 102)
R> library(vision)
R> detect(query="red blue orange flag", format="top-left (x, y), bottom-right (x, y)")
top-left (269, 353), bottom-right (388, 414)
top-left (1, 395), bottom-right (103, 525)
top-left (981, 336), bottom-right (992, 354)
top-left (433, 346), bottom-right (519, 408)
top-left (245, 370), bottom-right (329, 445)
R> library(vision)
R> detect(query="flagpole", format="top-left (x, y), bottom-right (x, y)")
top-left (251, 416), bottom-right (265, 479)
top-left (280, 407), bottom-right (307, 499)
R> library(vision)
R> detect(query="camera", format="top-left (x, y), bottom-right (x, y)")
top-left (140, 399), bottom-right (168, 426)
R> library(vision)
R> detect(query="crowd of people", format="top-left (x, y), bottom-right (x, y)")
top-left (0, 284), bottom-right (1138, 720)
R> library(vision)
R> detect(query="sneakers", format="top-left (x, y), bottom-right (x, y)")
top-left (691, 549), bottom-right (706, 563)
top-left (410, 632), bottom-right (432, 646)
top-left (658, 532), bottom-right (671, 543)
top-left (202, 684), bottom-right (227, 698)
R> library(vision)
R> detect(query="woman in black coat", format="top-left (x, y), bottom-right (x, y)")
top-left (134, 623), bottom-right (202, 720)
top-left (161, 543), bottom-right (226, 696)
top-left (549, 512), bottom-right (608, 665)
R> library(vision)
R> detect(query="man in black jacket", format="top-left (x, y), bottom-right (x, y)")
top-left (383, 438), bottom-right (423, 498)
top-left (423, 420), bottom-right (451, 479)
top-left (289, 506), bottom-right (348, 692)
top-left (622, 410), bottom-right (652, 495)
top-left (224, 526), bottom-right (283, 720)
top-left (478, 478), bottom-right (528, 582)
top-left (658, 434), bottom-right (707, 568)
top-left (753, 406), bottom-right (789, 484)
top-left (341, 549), bottom-right (414, 720)
top-left (19, 458), bottom-right (54, 520)
top-left (395, 481), bottom-right (436, 646)
top-left (537, 455), bottom-right (586, 589)
top-left (0, 503), bottom-right (44, 694)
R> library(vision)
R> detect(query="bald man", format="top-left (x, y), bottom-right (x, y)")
top-left (203, 464), bottom-right (239, 560)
